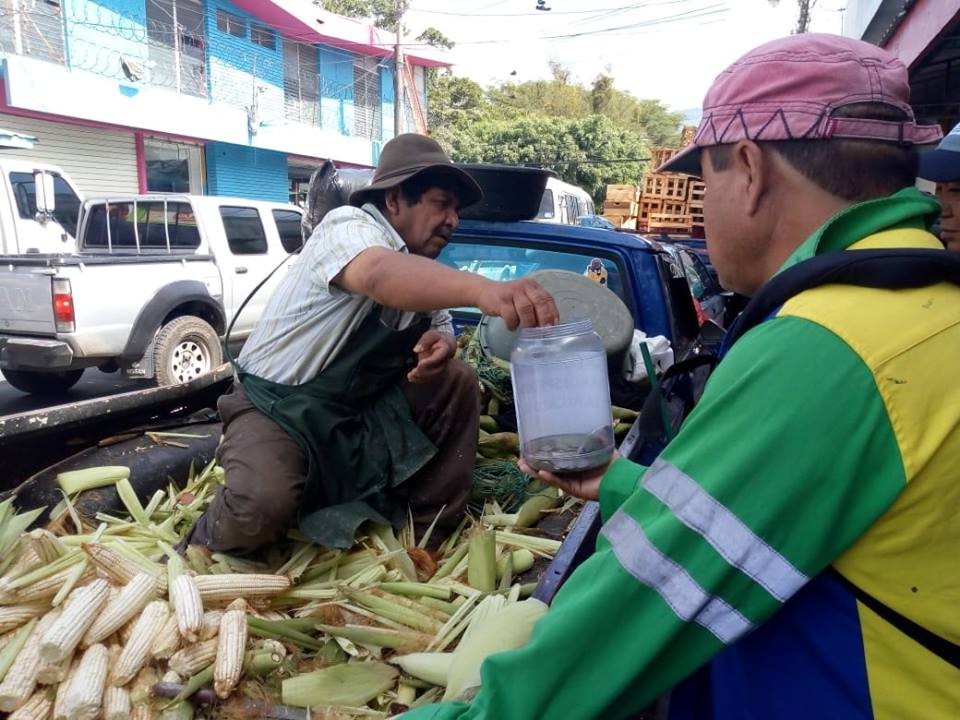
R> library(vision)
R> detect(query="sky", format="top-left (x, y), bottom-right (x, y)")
top-left (405, 0), bottom-right (849, 119)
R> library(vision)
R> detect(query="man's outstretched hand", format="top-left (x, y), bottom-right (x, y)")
top-left (407, 329), bottom-right (457, 384)
top-left (476, 278), bottom-right (560, 330)
top-left (518, 451), bottom-right (619, 501)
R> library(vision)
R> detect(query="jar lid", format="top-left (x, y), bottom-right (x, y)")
top-left (478, 270), bottom-right (634, 361)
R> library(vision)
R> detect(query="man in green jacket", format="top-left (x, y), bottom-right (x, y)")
top-left (402, 34), bottom-right (960, 720)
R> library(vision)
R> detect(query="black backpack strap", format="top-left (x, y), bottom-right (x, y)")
top-left (830, 569), bottom-right (960, 670)
top-left (727, 249), bottom-right (960, 349)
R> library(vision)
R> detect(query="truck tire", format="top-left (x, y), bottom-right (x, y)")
top-left (2, 368), bottom-right (85, 395)
top-left (153, 316), bottom-right (222, 386)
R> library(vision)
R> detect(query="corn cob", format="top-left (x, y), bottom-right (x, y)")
top-left (131, 706), bottom-right (156, 720)
top-left (9, 565), bottom-right (95, 605)
top-left (60, 643), bottom-right (109, 720)
top-left (26, 529), bottom-right (66, 564)
top-left (0, 608), bottom-right (61, 711)
top-left (81, 543), bottom-right (165, 592)
top-left (112, 600), bottom-right (170, 687)
top-left (198, 610), bottom-right (223, 641)
top-left (82, 573), bottom-right (158, 647)
top-left (38, 578), bottom-right (110, 664)
top-left (169, 574), bottom-right (203, 643)
top-left (0, 604), bottom-right (48, 634)
top-left (192, 574), bottom-right (290, 603)
top-left (4, 545), bottom-right (42, 580)
top-left (7, 690), bottom-right (51, 720)
top-left (36, 648), bottom-right (71, 685)
top-left (102, 686), bottom-right (131, 720)
top-left (51, 655), bottom-right (79, 720)
top-left (214, 598), bottom-right (248, 699)
top-left (168, 638), bottom-right (218, 677)
top-left (150, 613), bottom-right (182, 660)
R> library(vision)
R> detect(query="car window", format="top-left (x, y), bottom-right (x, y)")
top-left (167, 203), bottom-right (201, 249)
top-left (136, 202), bottom-right (170, 249)
top-left (220, 206), bottom-right (267, 255)
top-left (536, 190), bottom-right (555, 219)
top-left (10, 171), bottom-right (81, 237)
top-left (437, 240), bottom-right (628, 311)
top-left (272, 209), bottom-right (303, 253)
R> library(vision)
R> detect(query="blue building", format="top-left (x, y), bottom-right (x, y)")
top-left (0, 0), bottom-right (446, 203)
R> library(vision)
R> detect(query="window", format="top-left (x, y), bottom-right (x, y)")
top-left (221, 206), bottom-right (267, 255)
top-left (251, 24), bottom-right (275, 50)
top-left (437, 240), bottom-right (627, 317)
top-left (217, 9), bottom-right (245, 37)
top-left (353, 56), bottom-right (382, 140)
top-left (536, 190), bottom-right (555, 220)
top-left (84, 200), bottom-right (199, 251)
top-left (146, 0), bottom-right (207, 97)
top-left (9, 172), bottom-right (81, 237)
top-left (272, 209), bottom-right (304, 253)
top-left (144, 138), bottom-right (204, 193)
top-left (283, 40), bottom-right (319, 125)
top-left (0, 0), bottom-right (65, 65)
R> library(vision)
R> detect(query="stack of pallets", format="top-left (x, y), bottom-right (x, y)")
top-left (602, 184), bottom-right (640, 229)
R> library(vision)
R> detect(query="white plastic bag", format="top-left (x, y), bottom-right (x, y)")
top-left (622, 330), bottom-right (674, 382)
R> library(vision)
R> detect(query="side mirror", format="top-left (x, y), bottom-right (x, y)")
top-left (34, 171), bottom-right (56, 217)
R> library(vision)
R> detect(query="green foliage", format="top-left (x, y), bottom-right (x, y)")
top-left (427, 64), bottom-right (682, 203)
top-left (416, 27), bottom-right (455, 50)
top-left (319, 0), bottom-right (402, 32)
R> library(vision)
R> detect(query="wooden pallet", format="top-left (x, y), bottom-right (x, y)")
top-left (603, 200), bottom-right (638, 216)
top-left (689, 201), bottom-right (704, 228)
top-left (650, 148), bottom-right (678, 169)
top-left (603, 213), bottom-right (629, 228)
top-left (688, 181), bottom-right (706, 203)
top-left (680, 125), bottom-right (697, 148)
top-left (643, 173), bottom-right (689, 201)
top-left (648, 212), bottom-right (694, 232)
top-left (638, 197), bottom-right (662, 224)
top-left (605, 184), bottom-right (639, 203)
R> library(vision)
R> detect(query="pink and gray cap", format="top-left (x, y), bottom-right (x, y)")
top-left (660, 34), bottom-right (943, 176)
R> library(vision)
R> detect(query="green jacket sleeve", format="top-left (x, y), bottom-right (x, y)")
top-left (401, 316), bottom-right (907, 720)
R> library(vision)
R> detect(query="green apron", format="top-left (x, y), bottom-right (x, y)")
top-left (234, 306), bottom-right (437, 548)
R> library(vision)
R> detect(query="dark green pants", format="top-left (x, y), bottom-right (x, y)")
top-left (191, 359), bottom-right (480, 552)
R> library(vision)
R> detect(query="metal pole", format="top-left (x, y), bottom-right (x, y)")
top-left (394, 0), bottom-right (404, 136)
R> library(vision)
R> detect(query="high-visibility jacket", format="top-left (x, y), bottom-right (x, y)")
top-left (402, 188), bottom-right (960, 720)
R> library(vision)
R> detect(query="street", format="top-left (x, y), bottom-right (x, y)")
top-left (0, 370), bottom-right (153, 417)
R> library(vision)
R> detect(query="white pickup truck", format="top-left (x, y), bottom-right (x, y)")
top-left (0, 194), bottom-right (303, 394)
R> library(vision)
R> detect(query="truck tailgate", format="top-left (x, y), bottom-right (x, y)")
top-left (0, 269), bottom-right (55, 334)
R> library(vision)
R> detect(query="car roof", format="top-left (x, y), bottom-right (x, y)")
top-left (83, 194), bottom-right (302, 212)
top-left (456, 218), bottom-right (659, 253)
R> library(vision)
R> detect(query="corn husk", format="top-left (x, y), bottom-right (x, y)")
top-left (281, 662), bottom-right (398, 708)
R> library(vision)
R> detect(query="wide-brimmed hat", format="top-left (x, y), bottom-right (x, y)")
top-left (349, 134), bottom-right (483, 208)
top-left (919, 122), bottom-right (960, 183)
top-left (661, 34), bottom-right (943, 176)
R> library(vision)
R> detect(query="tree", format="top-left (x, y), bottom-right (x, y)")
top-left (318, 0), bottom-right (401, 32)
top-left (590, 73), bottom-right (614, 114)
top-left (416, 27), bottom-right (454, 50)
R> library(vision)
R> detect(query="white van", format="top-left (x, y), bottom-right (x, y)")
top-left (535, 177), bottom-right (595, 225)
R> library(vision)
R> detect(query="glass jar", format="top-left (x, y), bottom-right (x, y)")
top-left (510, 320), bottom-right (615, 474)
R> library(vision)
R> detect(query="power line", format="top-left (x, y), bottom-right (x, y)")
top-left (409, 0), bottom-right (696, 17)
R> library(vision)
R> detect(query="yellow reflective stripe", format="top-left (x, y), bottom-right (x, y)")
top-left (602, 509), bottom-right (754, 643)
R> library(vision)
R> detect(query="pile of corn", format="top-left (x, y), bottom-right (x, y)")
top-left (0, 459), bottom-right (575, 719)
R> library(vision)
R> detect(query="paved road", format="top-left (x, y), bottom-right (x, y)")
top-left (0, 369), bottom-right (153, 416)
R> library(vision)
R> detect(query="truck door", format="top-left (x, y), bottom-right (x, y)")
top-left (7, 171), bottom-right (81, 253)
top-left (219, 205), bottom-right (283, 338)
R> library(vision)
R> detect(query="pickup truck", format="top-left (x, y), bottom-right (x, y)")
top-left (0, 148), bottom-right (84, 255)
top-left (0, 194), bottom-right (303, 394)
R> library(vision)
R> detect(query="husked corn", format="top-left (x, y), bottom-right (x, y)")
top-left (7, 690), bottom-right (51, 720)
top-left (198, 610), bottom-right (223, 641)
top-left (10, 565), bottom-right (95, 605)
top-left (168, 638), bottom-right (218, 677)
top-left (112, 601), bottom-right (170, 687)
top-left (60, 643), bottom-right (109, 720)
top-left (170, 574), bottom-right (203, 643)
top-left (150, 613), bottom-right (181, 660)
top-left (82, 573), bottom-right (157, 647)
top-left (131, 706), bottom-right (155, 720)
top-left (0, 608), bottom-right (61, 712)
top-left (81, 543), bottom-right (165, 592)
top-left (51, 656), bottom-right (80, 720)
top-left (0, 605), bottom-right (48, 635)
top-left (103, 686), bottom-right (131, 720)
top-left (214, 598), bottom-right (247, 699)
top-left (193, 574), bottom-right (290, 602)
top-left (38, 579), bottom-right (110, 664)
top-left (36, 651), bottom-right (72, 685)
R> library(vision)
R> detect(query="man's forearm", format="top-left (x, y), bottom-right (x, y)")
top-left (336, 247), bottom-right (488, 312)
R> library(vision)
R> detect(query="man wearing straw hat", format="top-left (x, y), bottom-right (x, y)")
top-left (187, 134), bottom-right (558, 553)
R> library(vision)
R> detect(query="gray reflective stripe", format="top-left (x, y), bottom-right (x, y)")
top-left (602, 510), bottom-right (753, 644)
top-left (641, 459), bottom-right (808, 602)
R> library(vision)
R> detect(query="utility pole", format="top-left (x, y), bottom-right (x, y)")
top-left (394, 0), bottom-right (405, 137)
top-left (795, 0), bottom-right (812, 34)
